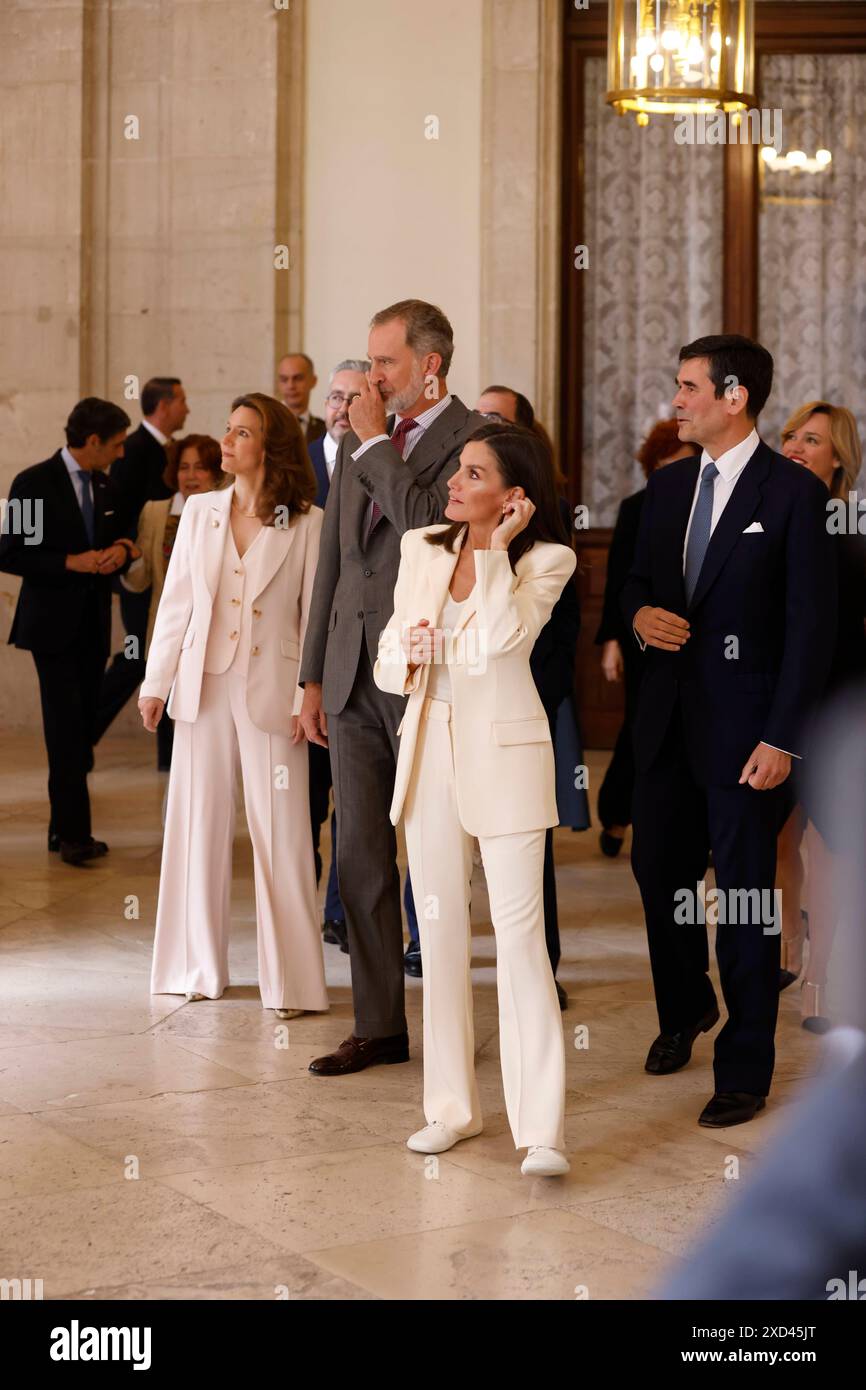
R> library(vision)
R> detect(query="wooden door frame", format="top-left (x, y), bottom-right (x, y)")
top-left (560, 1), bottom-right (866, 509)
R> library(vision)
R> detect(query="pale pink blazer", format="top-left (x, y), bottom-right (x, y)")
top-left (140, 485), bottom-right (322, 732)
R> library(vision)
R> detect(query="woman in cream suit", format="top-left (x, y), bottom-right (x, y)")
top-left (374, 422), bottom-right (576, 1176)
top-left (138, 393), bottom-right (328, 1021)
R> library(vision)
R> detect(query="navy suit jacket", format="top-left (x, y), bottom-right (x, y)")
top-left (307, 435), bottom-right (331, 510)
top-left (0, 451), bottom-right (131, 655)
top-left (621, 439), bottom-right (837, 785)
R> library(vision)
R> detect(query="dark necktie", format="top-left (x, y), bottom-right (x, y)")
top-left (75, 468), bottom-right (95, 545)
top-left (684, 460), bottom-right (719, 604)
top-left (368, 417), bottom-right (420, 534)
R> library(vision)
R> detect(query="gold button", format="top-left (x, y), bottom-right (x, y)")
top-left (234, 568), bottom-right (242, 576)
top-left (230, 630), bottom-right (238, 640)
top-left (212, 519), bottom-right (220, 528)
top-left (231, 597), bottom-right (241, 606)
top-left (251, 645), bottom-right (260, 656)
top-left (253, 608), bottom-right (262, 618)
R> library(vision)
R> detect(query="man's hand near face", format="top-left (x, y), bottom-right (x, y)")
top-left (348, 376), bottom-right (388, 444)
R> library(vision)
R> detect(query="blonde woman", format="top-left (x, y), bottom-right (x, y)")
top-left (138, 394), bottom-right (328, 1021)
top-left (374, 422), bottom-right (575, 1177)
top-left (776, 402), bottom-right (866, 1029)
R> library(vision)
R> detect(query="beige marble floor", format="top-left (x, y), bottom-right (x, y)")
top-left (0, 734), bottom-right (828, 1300)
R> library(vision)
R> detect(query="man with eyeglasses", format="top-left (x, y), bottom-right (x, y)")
top-left (309, 360), bottom-right (369, 509)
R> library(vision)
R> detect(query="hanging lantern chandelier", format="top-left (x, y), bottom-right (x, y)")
top-left (606, 0), bottom-right (756, 123)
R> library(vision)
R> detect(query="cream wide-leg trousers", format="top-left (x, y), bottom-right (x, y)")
top-left (403, 698), bottom-right (566, 1151)
top-left (150, 669), bottom-right (328, 1012)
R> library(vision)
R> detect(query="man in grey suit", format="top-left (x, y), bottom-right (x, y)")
top-left (299, 299), bottom-right (485, 1075)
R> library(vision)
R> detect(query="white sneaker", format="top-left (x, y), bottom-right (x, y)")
top-left (521, 1146), bottom-right (570, 1176)
top-left (274, 1007), bottom-right (304, 1020)
top-left (406, 1120), bottom-right (481, 1154)
top-left (185, 991), bottom-right (206, 1002)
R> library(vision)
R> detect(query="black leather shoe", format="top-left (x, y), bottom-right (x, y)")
top-left (698, 1091), bottom-right (766, 1127)
top-left (404, 941), bottom-right (422, 977)
top-left (645, 1004), bottom-right (720, 1075)
top-left (322, 919), bottom-right (349, 954)
top-left (779, 968), bottom-right (799, 992)
top-left (60, 839), bottom-right (107, 867)
top-left (309, 1033), bottom-right (410, 1076)
top-left (555, 980), bottom-right (568, 1010)
top-left (48, 828), bottom-right (60, 852)
top-left (599, 830), bottom-right (624, 858)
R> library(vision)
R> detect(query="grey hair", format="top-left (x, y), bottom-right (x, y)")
top-left (329, 358), bottom-right (371, 383)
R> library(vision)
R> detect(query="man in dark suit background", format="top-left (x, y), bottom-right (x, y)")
top-left (299, 299), bottom-right (485, 1075)
top-left (0, 398), bottom-right (137, 864)
top-left (94, 376), bottom-right (189, 747)
top-left (622, 335), bottom-right (836, 1127)
top-left (277, 353), bottom-right (325, 444)
top-left (594, 420), bottom-right (696, 857)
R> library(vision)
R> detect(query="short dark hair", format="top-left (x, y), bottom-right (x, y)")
top-left (370, 299), bottom-right (454, 376)
top-left (65, 397), bottom-right (131, 448)
top-left (425, 422), bottom-right (570, 569)
top-left (481, 385), bottom-right (535, 430)
top-left (678, 335), bottom-right (774, 420)
top-left (141, 377), bottom-right (181, 416)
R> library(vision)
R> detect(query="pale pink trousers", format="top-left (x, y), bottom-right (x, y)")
top-left (403, 699), bottom-right (566, 1150)
top-left (150, 669), bottom-right (328, 1011)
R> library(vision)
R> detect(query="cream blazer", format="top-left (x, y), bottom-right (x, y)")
top-left (121, 496), bottom-right (174, 653)
top-left (373, 523), bottom-right (577, 837)
top-left (139, 485), bottom-right (323, 732)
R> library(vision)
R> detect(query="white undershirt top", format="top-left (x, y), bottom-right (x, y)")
top-left (425, 588), bottom-right (473, 703)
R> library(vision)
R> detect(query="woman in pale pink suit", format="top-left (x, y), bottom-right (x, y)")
top-left (138, 393), bottom-right (328, 1021)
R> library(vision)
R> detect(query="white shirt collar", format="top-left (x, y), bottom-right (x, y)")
top-left (142, 419), bottom-right (169, 446)
top-left (61, 446), bottom-right (81, 476)
top-left (170, 491), bottom-right (185, 515)
top-left (701, 427), bottom-right (761, 482)
top-left (323, 432), bottom-right (339, 466)
top-left (394, 392), bottom-right (452, 434)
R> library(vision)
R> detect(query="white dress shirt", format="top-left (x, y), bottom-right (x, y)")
top-left (323, 431), bottom-right (339, 480)
top-left (682, 428), bottom-right (760, 567)
top-left (142, 419), bottom-right (169, 447)
top-left (61, 446), bottom-right (92, 519)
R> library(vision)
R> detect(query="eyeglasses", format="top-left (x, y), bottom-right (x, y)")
top-left (480, 410), bottom-right (509, 423)
top-left (325, 391), bottom-right (361, 409)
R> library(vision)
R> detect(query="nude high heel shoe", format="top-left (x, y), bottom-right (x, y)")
top-left (801, 980), bottom-right (831, 1035)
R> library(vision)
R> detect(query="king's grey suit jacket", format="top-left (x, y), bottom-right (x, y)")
top-left (299, 395), bottom-right (485, 714)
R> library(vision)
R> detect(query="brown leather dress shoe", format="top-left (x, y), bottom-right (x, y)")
top-left (309, 1033), bottom-right (410, 1075)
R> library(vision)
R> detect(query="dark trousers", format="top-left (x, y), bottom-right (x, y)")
top-left (32, 603), bottom-right (107, 844)
top-left (327, 647), bottom-right (408, 1038)
top-left (92, 583), bottom-right (149, 744)
top-left (542, 828), bottom-right (561, 975)
top-left (598, 656), bottom-right (641, 830)
top-left (631, 702), bottom-right (788, 1096)
top-left (156, 705), bottom-right (174, 770)
top-left (311, 722), bottom-right (419, 939)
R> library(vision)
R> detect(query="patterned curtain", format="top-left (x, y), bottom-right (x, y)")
top-left (758, 54), bottom-right (866, 482)
top-left (581, 57), bottom-right (723, 527)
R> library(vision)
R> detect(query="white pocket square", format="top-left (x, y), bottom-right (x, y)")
top-left (742, 522), bottom-right (764, 533)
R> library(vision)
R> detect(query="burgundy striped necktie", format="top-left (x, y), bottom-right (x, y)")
top-left (368, 417), bottom-right (419, 532)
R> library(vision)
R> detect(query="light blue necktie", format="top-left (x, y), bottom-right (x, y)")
top-left (684, 460), bottom-right (719, 604)
top-left (75, 468), bottom-right (95, 545)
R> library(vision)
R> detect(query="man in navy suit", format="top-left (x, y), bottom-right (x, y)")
top-left (622, 335), bottom-right (836, 1127)
top-left (0, 398), bottom-right (137, 864)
